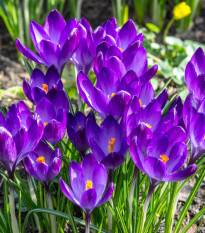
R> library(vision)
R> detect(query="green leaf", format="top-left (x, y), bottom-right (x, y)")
top-left (22, 208), bottom-right (110, 233)
top-left (165, 36), bottom-right (183, 47)
top-left (23, 57), bottom-right (33, 76)
top-left (146, 23), bottom-right (160, 33)
top-left (158, 60), bottom-right (173, 79)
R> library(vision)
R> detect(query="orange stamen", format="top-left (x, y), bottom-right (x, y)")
top-left (119, 48), bottom-right (123, 52)
top-left (108, 138), bottom-right (116, 153)
top-left (160, 155), bottom-right (169, 163)
top-left (37, 156), bottom-right (45, 163)
top-left (78, 126), bottom-right (81, 130)
top-left (139, 99), bottom-right (142, 107)
top-left (86, 180), bottom-right (93, 190)
top-left (42, 84), bottom-right (48, 94)
top-left (146, 123), bottom-right (152, 129)
top-left (108, 93), bottom-right (116, 100)
top-left (44, 122), bottom-right (48, 127)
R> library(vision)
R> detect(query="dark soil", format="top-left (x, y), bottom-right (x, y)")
top-left (0, 0), bottom-right (205, 232)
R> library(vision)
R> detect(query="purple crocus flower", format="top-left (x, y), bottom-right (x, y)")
top-left (67, 111), bottom-right (94, 156)
top-left (23, 66), bottom-right (63, 104)
top-left (185, 47), bottom-right (205, 108)
top-left (71, 18), bottom-right (95, 75)
top-left (35, 97), bottom-right (67, 145)
top-left (96, 19), bottom-right (143, 54)
top-left (130, 124), bottom-right (197, 184)
top-left (86, 116), bottom-right (128, 169)
top-left (24, 140), bottom-right (61, 186)
top-left (59, 153), bottom-right (114, 216)
top-left (16, 10), bottom-right (80, 74)
top-left (0, 101), bottom-right (44, 179)
top-left (183, 93), bottom-right (205, 164)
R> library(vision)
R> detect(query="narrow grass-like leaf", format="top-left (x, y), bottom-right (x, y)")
top-left (174, 170), bottom-right (205, 233)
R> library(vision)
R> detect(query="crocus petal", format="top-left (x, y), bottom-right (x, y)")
top-left (92, 163), bottom-right (107, 202)
top-left (39, 40), bottom-right (60, 68)
top-left (52, 90), bottom-right (69, 113)
top-left (59, 177), bottom-right (80, 205)
top-left (166, 142), bottom-right (187, 173)
top-left (43, 10), bottom-right (66, 44)
top-left (156, 89), bottom-right (168, 110)
top-left (166, 126), bottom-right (186, 149)
top-left (44, 118), bottom-right (66, 145)
top-left (15, 38), bottom-right (46, 65)
top-left (163, 165), bottom-right (197, 182)
top-left (32, 87), bottom-right (46, 104)
top-left (130, 136), bottom-right (145, 172)
top-left (59, 28), bottom-right (80, 71)
top-left (139, 82), bottom-right (154, 106)
top-left (119, 20), bottom-right (138, 51)
top-left (23, 78), bottom-right (33, 103)
top-left (13, 128), bottom-right (28, 155)
top-left (81, 153), bottom-right (98, 181)
top-left (105, 56), bottom-right (126, 80)
top-left (0, 127), bottom-right (17, 164)
top-left (106, 91), bottom-right (131, 118)
top-left (47, 157), bottom-right (62, 181)
top-left (59, 18), bottom-right (78, 46)
top-left (30, 21), bottom-right (50, 52)
top-left (86, 118), bottom-right (100, 144)
top-left (96, 182), bottom-right (114, 207)
top-left (185, 62), bottom-right (197, 91)
top-left (101, 152), bottom-right (125, 169)
top-left (123, 47), bottom-right (148, 77)
top-left (5, 105), bottom-right (21, 136)
top-left (139, 65), bottom-right (158, 86)
top-left (69, 161), bottom-right (85, 199)
top-left (89, 138), bottom-right (106, 162)
top-left (147, 134), bottom-right (169, 158)
top-left (80, 189), bottom-right (97, 214)
top-left (36, 98), bottom-right (56, 122)
top-left (96, 67), bottom-right (120, 95)
top-left (143, 156), bottom-right (167, 180)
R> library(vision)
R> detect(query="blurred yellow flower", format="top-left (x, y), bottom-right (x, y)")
top-left (173, 2), bottom-right (191, 20)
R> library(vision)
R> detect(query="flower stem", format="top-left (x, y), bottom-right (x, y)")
top-left (9, 185), bottom-right (19, 233)
top-left (163, 17), bottom-right (175, 45)
top-left (143, 183), bottom-right (156, 227)
top-left (46, 187), bottom-right (57, 233)
top-left (129, 167), bottom-right (138, 233)
top-left (85, 213), bottom-right (91, 233)
top-left (27, 175), bottom-right (41, 233)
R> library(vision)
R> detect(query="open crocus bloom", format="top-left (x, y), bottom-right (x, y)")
top-left (86, 116), bottom-right (128, 169)
top-left (60, 153), bottom-right (114, 215)
top-left (0, 102), bottom-right (44, 178)
top-left (130, 124), bottom-right (197, 183)
top-left (16, 10), bottom-right (80, 74)
top-left (24, 140), bottom-right (61, 186)
top-left (23, 66), bottom-right (63, 104)
top-left (35, 97), bottom-right (67, 145)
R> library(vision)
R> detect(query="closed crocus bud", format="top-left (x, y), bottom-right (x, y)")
top-left (173, 2), bottom-right (191, 20)
top-left (67, 111), bottom-right (94, 156)
top-left (59, 153), bottom-right (114, 215)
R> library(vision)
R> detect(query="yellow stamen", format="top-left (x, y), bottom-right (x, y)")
top-left (119, 48), bottom-right (123, 52)
top-left (86, 180), bottom-right (93, 190)
top-left (108, 138), bottom-right (116, 153)
top-left (78, 126), bottom-right (81, 130)
top-left (145, 123), bottom-right (152, 129)
top-left (173, 2), bottom-right (191, 20)
top-left (139, 99), bottom-right (142, 107)
top-left (160, 155), bottom-right (169, 163)
top-left (37, 156), bottom-right (45, 163)
top-left (42, 84), bottom-right (48, 94)
top-left (44, 122), bottom-right (48, 127)
top-left (59, 44), bottom-right (61, 48)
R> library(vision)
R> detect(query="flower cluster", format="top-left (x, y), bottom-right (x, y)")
top-left (1, 9), bottom-right (202, 231)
